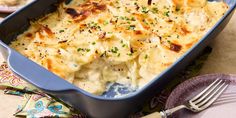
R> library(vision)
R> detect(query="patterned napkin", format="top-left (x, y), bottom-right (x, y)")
top-left (0, 63), bottom-right (83, 118)
top-left (0, 47), bottom-right (212, 118)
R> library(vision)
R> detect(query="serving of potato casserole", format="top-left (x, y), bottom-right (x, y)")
top-left (10, 0), bottom-right (228, 95)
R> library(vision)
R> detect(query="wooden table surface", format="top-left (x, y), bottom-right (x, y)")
top-left (0, 12), bottom-right (235, 118)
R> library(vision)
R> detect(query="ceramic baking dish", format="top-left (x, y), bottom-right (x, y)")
top-left (0, 0), bottom-right (235, 118)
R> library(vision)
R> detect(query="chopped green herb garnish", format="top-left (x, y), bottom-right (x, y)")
top-left (77, 48), bottom-right (91, 52)
top-left (145, 54), bottom-right (148, 59)
top-left (86, 49), bottom-right (91, 52)
top-left (77, 48), bottom-right (83, 52)
top-left (131, 17), bottom-right (136, 21)
top-left (103, 21), bottom-right (109, 25)
top-left (141, 6), bottom-right (149, 13)
top-left (87, 22), bottom-right (101, 30)
top-left (92, 42), bottom-right (96, 45)
top-left (151, 7), bottom-right (158, 13)
top-left (127, 25), bottom-right (136, 30)
top-left (120, 16), bottom-right (125, 20)
top-left (111, 47), bottom-right (119, 53)
top-left (143, 20), bottom-right (149, 25)
top-left (164, 11), bottom-right (170, 17)
top-left (59, 30), bottom-right (64, 33)
top-left (122, 44), bottom-right (127, 47)
top-left (127, 53), bottom-right (133, 56)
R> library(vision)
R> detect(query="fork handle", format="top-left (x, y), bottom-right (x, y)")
top-left (142, 112), bottom-right (163, 118)
top-left (142, 105), bottom-right (186, 118)
top-left (161, 105), bottom-right (187, 118)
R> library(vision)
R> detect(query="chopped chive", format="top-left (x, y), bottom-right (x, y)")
top-left (145, 54), bottom-right (148, 59)
top-left (152, 7), bottom-right (158, 13)
top-left (141, 6), bottom-right (149, 13)
top-left (77, 48), bottom-right (83, 52)
top-left (131, 17), bottom-right (136, 21)
top-left (122, 44), bottom-right (127, 47)
top-left (86, 49), bottom-right (91, 52)
top-left (111, 47), bottom-right (119, 53)
top-left (164, 11), bottom-right (170, 17)
top-left (127, 25), bottom-right (136, 30)
top-left (59, 30), bottom-right (64, 33)
top-left (103, 21), bottom-right (109, 25)
top-left (127, 53), bottom-right (132, 56)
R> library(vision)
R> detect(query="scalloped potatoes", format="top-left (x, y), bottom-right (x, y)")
top-left (10, 0), bottom-right (228, 95)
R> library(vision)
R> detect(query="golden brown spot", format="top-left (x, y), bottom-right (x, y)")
top-left (46, 58), bottom-right (52, 71)
top-left (135, 30), bottom-right (143, 35)
top-left (41, 26), bottom-right (53, 36)
top-left (185, 42), bottom-right (194, 48)
top-left (98, 19), bottom-right (103, 24)
top-left (65, 8), bottom-right (79, 18)
top-left (66, 2), bottom-right (106, 22)
top-left (25, 33), bottom-right (33, 38)
top-left (38, 32), bottom-right (44, 39)
top-left (34, 42), bottom-right (46, 47)
top-left (92, 3), bottom-right (106, 12)
top-left (76, 10), bottom-right (91, 22)
top-left (180, 27), bottom-right (191, 35)
top-left (37, 25), bottom-right (54, 38)
top-left (163, 62), bottom-right (172, 66)
top-left (58, 40), bottom-right (68, 43)
top-left (143, 25), bottom-right (150, 30)
top-left (52, 68), bottom-right (65, 79)
top-left (172, 0), bottom-right (184, 8)
top-left (65, 8), bottom-right (91, 22)
top-left (148, 0), bottom-right (152, 5)
top-left (80, 2), bottom-right (91, 7)
top-left (170, 43), bottom-right (182, 52)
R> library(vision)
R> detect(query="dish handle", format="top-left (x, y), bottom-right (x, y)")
top-left (7, 49), bottom-right (78, 93)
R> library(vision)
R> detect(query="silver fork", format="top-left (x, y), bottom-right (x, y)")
top-left (143, 79), bottom-right (229, 118)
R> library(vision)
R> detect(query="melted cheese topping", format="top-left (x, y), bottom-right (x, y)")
top-left (10, 0), bottom-right (228, 95)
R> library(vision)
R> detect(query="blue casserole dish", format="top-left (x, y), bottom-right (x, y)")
top-left (0, 0), bottom-right (235, 117)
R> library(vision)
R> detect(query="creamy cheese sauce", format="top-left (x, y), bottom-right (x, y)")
top-left (10, 0), bottom-right (228, 95)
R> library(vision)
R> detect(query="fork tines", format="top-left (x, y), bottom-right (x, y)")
top-left (189, 79), bottom-right (229, 111)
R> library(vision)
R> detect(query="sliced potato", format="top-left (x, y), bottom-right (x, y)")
top-left (100, 35), bottom-right (139, 64)
top-left (172, 0), bottom-right (206, 8)
top-left (139, 45), bottom-right (181, 81)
